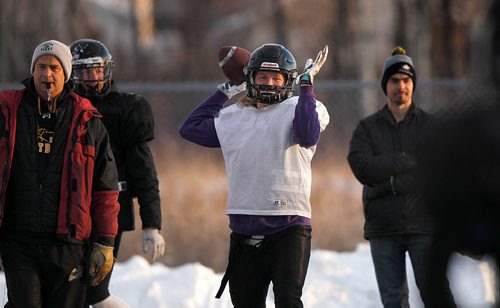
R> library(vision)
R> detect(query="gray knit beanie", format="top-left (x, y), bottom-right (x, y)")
top-left (30, 40), bottom-right (72, 83)
top-left (380, 46), bottom-right (416, 95)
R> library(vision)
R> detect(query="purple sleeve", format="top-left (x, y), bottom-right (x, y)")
top-left (293, 86), bottom-right (321, 147)
top-left (178, 90), bottom-right (228, 147)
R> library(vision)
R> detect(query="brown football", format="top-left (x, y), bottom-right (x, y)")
top-left (217, 46), bottom-right (251, 84)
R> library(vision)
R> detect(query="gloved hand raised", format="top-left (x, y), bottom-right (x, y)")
top-left (143, 228), bottom-right (166, 261)
top-left (296, 45), bottom-right (329, 86)
top-left (88, 243), bottom-right (114, 286)
top-left (217, 81), bottom-right (247, 99)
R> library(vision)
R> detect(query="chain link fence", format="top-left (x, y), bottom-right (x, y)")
top-left (110, 79), bottom-right (500, 158)
top-left (2, 79), bottom-right (498, 152)
top-left (1, 80), bottom-right (498, 269)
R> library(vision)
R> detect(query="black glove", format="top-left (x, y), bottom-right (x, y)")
top-left (364, 180), bottom-right (392, 200)
top-left (402, 152), bottom-right (417, 170)
top-left (390, 173), bottom-right (415, 195)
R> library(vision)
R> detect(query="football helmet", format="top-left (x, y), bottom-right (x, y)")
top-left (244, 44), bottom-right (298, 104)
top-left (70, 39), bottom-right (114, 98)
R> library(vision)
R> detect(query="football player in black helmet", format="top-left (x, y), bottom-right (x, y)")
top-left (179, 44), bottom-right (329, 307)
top-left (70, 39), bottom-right (166, 308)
top-left (71, 39), bottom-right (114, 99)
top-left (243, 43), bottom-right (298, 104)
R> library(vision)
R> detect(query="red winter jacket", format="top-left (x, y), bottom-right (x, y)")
top-left (0, 89), bottom-right (119, 244)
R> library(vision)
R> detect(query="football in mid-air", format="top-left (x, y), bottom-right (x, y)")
top-left (217, 46), bottom-right (251, 84)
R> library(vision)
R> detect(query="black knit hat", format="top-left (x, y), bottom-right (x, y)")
top-left (380, 46), bottom-right (416, 95)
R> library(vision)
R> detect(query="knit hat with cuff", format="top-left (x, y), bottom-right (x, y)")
top-left (30, 40), bottom-right (72, 83)
top-left (380, 46), bottom-right (416, 95)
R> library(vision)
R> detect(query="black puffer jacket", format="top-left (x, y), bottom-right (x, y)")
top-left (91, 91), bottom-right (161, 232)
top-left (347, 103), bottom-right (434, 239)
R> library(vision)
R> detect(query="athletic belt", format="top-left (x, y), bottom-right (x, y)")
top-left (117, 181), bottom-right (127, 192)
top-left (215, 234), bottom-right (266, 299)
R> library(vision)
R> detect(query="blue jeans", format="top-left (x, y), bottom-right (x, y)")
top-left (370, 235), bottom-right (455, 308)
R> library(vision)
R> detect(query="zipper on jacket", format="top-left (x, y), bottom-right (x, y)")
top-left (37, 183), bottom-right (44, 231)
top-left (34, 107), bottom-right (45, 232)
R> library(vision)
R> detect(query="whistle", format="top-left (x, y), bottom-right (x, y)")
top-left (46, 83), bottom-right (52, 102)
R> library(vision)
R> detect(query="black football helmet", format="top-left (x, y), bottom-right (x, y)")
top-left (244, 44), bottom-right (298, 104)
top-left (70, 39), bottom-right (114, 98)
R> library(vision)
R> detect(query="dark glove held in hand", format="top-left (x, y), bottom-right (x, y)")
top-left (365, 180), bottom-right (392, 200)
top-left (391, 173), bottom-right (415, 195)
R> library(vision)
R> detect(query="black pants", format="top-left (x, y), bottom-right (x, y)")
top-left (84, 232), bottom-right (122, 305)
top-left (0, 238), bottom-right (87, 308)
top-left (227, 225), bottom-right (311, 308)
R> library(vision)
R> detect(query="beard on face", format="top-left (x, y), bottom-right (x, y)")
top-left (390, 90), bottom-right (411, 105)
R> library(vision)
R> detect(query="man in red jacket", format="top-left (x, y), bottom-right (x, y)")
top-left (0, 39), bottom-right (119, 308)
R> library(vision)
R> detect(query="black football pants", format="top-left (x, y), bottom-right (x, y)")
top-left (227, 225), bottom-right (311, 308)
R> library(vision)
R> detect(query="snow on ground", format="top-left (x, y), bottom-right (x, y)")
top-left (105, 243), bottom-right (500, 307)
top-left (0, 243), bottom-right (496, 307)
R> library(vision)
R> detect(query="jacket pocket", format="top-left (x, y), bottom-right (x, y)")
top-left (71, 142), bottom-right (96, 201)
top-left (69, 142), bottom-right (96, 240)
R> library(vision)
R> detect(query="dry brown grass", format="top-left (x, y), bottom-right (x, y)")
top-left (118, 141), bottom-right (366, 272)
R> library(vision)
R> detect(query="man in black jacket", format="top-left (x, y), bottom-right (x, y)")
top-left (347, 47), bottom-right (455, 307)
top-left (70, 39), bottom-right (165, 308)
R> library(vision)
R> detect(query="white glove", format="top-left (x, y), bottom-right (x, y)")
top-left (217, 81), bottom-right (247, 99)
top-left (296, 45), bottom-right (329, 85)
top-left (142, 228), bottom-right (166, 261)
